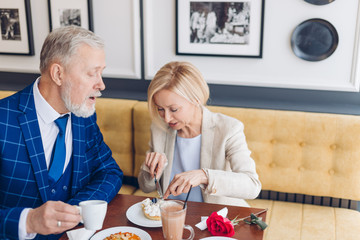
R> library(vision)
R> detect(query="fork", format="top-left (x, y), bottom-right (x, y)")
top-left (154, 170), bottom-right (164, 201)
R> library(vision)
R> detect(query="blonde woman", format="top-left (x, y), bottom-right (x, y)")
top-left (138, 61), bottom-right (261, 207)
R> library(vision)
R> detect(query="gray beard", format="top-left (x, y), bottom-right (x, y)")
top-left (61, 82), bottom-right (98, 118)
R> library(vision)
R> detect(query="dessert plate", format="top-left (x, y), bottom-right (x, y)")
top-left (126, 202), bottom-right (162, 228)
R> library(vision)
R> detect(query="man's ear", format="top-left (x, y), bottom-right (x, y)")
top-left (49, 63), bottom-right (64, 86)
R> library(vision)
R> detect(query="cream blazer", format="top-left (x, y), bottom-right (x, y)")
top-left (138, 107), bottom-right (261, 207)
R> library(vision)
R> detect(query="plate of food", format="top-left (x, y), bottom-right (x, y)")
top-left (90, 226), bottom-right (151, 240)
top-left (126, 198), bottom-right (162, 228)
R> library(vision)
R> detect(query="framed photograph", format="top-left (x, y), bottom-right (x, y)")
top-left (48, 0), bottom-right (93, 31)
top-left (176, 0), bottom-right (265, 58)
top-left (0, 0), bottom-right (34, 55)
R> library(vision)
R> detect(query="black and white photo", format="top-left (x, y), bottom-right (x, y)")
top-left (59, 9), bottom-right (81, 27)
top-left (189, 2), bottom-right (251, 44)
top-left (177, 0), bottom-right (264, 58)
top-left (48, 0), bottom-right (92, 31)
top-left (0, 9), bottom-right (21, 41)
top-left (0, 0), bottom-right (34, 55)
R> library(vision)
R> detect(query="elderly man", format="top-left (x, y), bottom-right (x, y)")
top-left (0, 26), bottom-right (123, 239)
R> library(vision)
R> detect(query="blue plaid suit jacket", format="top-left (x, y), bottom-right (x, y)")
top-left (0, 83), bottom-right (123, 239)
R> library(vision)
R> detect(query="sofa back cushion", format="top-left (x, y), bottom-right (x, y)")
top-left (0, 91), bottom-right (15, 99)
top-left (95, 98), bottom-right (138, 177)
top-left (133, 102), bottom-right (152, 177)
top-left (133, 101), bottom-right (360, 201)
top-left (208, 105), bottom-right (360, 201)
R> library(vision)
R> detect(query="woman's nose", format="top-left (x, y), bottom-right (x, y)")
top-left (164, 111), bottom-right (172, 123)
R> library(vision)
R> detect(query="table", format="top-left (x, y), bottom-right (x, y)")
top-left (60, 194), bottom-right (266, 240)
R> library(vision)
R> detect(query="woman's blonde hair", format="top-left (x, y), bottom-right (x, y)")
top-left (147, 61), bottom-right (209, 125)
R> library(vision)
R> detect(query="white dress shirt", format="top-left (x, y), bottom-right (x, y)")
top-left (18, 77), bottom-right (73, 239)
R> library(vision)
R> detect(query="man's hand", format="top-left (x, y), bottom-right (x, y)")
top-left (26, 201), bottom-right (81, 235)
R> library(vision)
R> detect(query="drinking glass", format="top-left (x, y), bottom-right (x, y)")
top-left (160, 200), bottom-right (194, 240)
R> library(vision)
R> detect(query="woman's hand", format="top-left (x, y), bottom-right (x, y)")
top-left (145, 152), bottom-right (167, 179)
top-left (164, 169), bottom-right (208, 198)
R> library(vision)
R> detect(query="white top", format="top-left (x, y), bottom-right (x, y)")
top-left (168, 134), bottom-right (203, 202)
top-left (19, 77), bottom-right (73, 240)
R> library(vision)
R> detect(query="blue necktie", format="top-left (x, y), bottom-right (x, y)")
top-left (48, 114), bottom-right (69, 182)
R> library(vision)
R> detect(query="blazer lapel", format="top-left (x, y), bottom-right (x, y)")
top-left (18, 84), bottom-right (49, 203)
top-left (200, 107), bottom-right (215, 170)
top-left (162, 128), bottom-right (176, 191)
top-left (70, 115), bottom-right (86, 195)
top-left (162, 107), bottom-right (215, 190)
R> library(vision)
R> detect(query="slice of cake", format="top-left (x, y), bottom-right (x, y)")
top-left (141, 198), bottom-right (161, 221)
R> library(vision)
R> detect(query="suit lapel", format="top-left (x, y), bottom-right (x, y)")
top-left (162, 128), bottom-right (176, 191)
top-left (70, 115), bottom-right (86, 195)
top-left (200, 107), bottom-right (215, 169)
top-left (18, 84), bottom-right (49, 203)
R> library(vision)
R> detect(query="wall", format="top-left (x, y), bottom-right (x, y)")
top-left (0, 0), bottom-right (141, 78)
top-left (145, 0), bottom-right (360, 92)
top-left (1, 0), bottom-right (360, 115)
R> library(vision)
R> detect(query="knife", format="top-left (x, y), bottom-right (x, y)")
top-left (154, 171), bottom-right (163, 200)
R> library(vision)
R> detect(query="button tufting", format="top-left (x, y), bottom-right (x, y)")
top-left (329, 169), bottom-right (335, 175)
top-left (298, 166), bottom-right (305, 171)
top-left (51, 189), bottom-right (56, 194)
top-left (270, 139), bottom-right (277, 144)
top-left (63, 186), bottom-right (68, 191)
top-left (330, 144), bottom-right (337, 150)
top-left (299, 142), bottom-right (305, 147)
top-left (269, 162), bottom-right (276, 168)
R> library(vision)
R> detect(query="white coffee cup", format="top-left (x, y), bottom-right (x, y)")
top-left (77, 200), bottom-right (107, 230)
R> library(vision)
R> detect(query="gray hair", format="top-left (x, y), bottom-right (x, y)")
top-left (39, 26), bottom-right (104, 73)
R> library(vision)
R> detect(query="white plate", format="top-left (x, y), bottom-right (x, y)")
top-left (126, 202), bottom-right (162, 228)
top-left (200, 237), bottom-right (237, 240)
top-left (90, 226), bottom-right (151, 240)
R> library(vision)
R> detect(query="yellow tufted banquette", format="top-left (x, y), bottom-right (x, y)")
top-left (131, 101), bottom-right (360, 240)
top-left (1, 90), bottom-right (360, 240)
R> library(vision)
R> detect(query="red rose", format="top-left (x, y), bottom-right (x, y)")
top-left (206, 212), bottom-right (235, 237)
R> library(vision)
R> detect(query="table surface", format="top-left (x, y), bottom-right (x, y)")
top-left (60, 194), bottom-right (266, 240)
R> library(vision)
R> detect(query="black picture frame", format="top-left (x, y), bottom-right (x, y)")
top-left (0, 0), bottom-right (34, 55)
top-left (176, 0), bottom-right (265, 58)
top-left (48, 0), bottom-right (93, 32)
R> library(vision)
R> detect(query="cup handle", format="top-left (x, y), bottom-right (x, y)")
top-left (75, 206), bottom-right (84, 224)
top-left (183, 224), bottom-right (195, 240)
